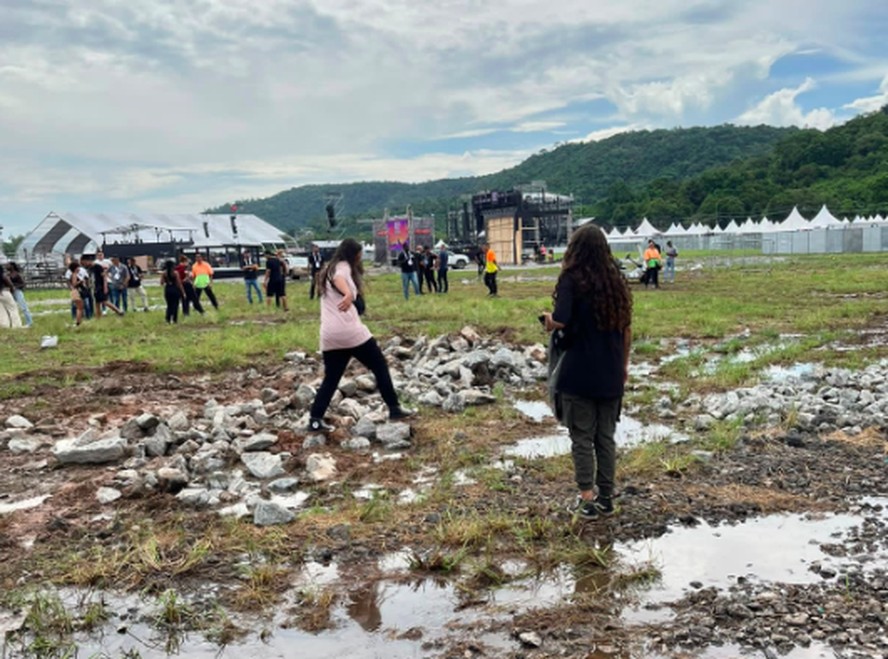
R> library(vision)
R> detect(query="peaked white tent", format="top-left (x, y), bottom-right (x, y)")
top-left (634, 218), bottom-right (660, 237)
top-left (724, 219), bottom-right (740, 233)
top-left (779, 207), bottom-right (810, 231)
top-left (809, 205), bottom-right (841, 228)
top-left (737, 217), bottom-right (759, 234)
top-left (664, 222), bottom-right (684, 235)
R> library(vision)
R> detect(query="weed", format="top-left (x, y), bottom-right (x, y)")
top-left (698, 418), bottom-right (743, 453)
top-left (408, 547), bottom-right (468, 573)
top-left (358, 493), bottom-right (393, 523)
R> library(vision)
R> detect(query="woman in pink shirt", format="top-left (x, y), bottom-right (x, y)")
top-left (308, 238), bottom-right (414, 433)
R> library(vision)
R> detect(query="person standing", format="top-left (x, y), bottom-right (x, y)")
top-left (307, 238), bottom-right (414, 433)
top-left (90, 255), bottom-right (124, 317)
top-left (126, 257), bottom-right (150, 311)
top-left (483, 242), bottom-right (499, 296)
top-left (241, 250), bottom-right (263, 305)
top-left (541, 223), bottom-right (632, 521)
top-left (67, 260), bottom-right (87, 327)
top-left (664, 241), bottom-right (678, 284)
top-left (160, 260), bottom-right (186, 324)
top-left (643, 239), bottom-right (661, 289)
top-left (6, 263), bottom-right (32, 328)
top-left (436, 244), bottom-right (449, 293)
top-left (264, 250), bottom-right (288, 311)
top-left (308, 243), bottom-right (324, 300)
top-left (421, 245), bottom-right (438, 294)
top-left (397, 242), bottom-right (420, 299)
top-left (0, 269), bottom-right (22, 328)
top-left (191, 253), bottom-right (219, 309)
top-left (108, 256), bottom-right (130, 312)
top-left (175, 255), bottom-right (204, 316)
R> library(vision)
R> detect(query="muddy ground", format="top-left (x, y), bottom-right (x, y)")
top-left (1, 344), bottom-right (887, 659)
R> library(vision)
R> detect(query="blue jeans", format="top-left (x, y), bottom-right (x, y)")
top-left (400, 272), bottom-right (420, 299)
top-left (664, 258), bottom-right (675, 283)
top-left (110, 287), bottom-right (128, 311)
top-left (13, 289), bottom-right (32, 326)
top-left (245, 278), bottom-right (263, 303)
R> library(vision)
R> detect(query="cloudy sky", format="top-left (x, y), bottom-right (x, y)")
top-left (2, 0), bottom-right (887, 237)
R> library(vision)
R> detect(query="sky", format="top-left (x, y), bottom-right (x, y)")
top-left (2, 0), bottom-right (888, 238)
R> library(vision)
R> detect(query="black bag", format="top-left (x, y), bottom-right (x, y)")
top-left (354, 294), bottom-right (366, 316)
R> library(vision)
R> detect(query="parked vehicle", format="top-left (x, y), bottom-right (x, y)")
top-left (283, 254), bottom-right (309, 280)
top-left (447, 251), bottom-right (470, 269)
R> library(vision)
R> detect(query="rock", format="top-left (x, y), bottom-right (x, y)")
top-left (176, 487), bottom-right (211, 507)
top-left (119, 418), bottom-right (144, 441)
top-left (305, 453), bottom-right (337, 482)
top-left (442, 394), bottom-right (465, 413)
top-left (233, 432), bottom-right (277, 453)
top-left (253, 501), bottom-right (295, 526)
top-left (52, 435), bottom-right (128, 465)
top-left (353, 416), bottom-right (377, 440)
top-left (96, 487), bottom-right (122, 504)
top-left (156, 467), bottom-right (189, 490)
top-left (241, 452), bottom-right (285, 479)
top-left (459, 390), bottom-right (497, 406)
top-left (376, 423), bottom-right (412, 450)
top-left (268, 477), bottom-right (300, 493)
top-left (342, 437), bottom-right (371, 451)
top-left (7, 437), bottom-right (43, 454)
top-left (135, 413), bottom-right (160, 431)
top-left (5, 415), bottom-right (33, 430)
top-left (518, 631), bottom-right (542, 648)
top-left (785, 613), bottom-right (809, 626)
top-left (418, 390), bottom-right (443, 407)
top-left (190, 446), bottom-right (228, 474)
top-left (355, 375), bottom-right (377, 392)
top-left (143, 425), bottom-right (172, 457)
top-left (460, 326), bottom-right (480, 345)
top-left (294, 384), bottom-right (316, 408)
top-left (694, 414), bottom-right (716, 430)
top-left (167, 411), bottom-right (189, 431)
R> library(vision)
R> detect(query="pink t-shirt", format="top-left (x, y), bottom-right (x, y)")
top-left (319, 261), bottom-right (372, 351)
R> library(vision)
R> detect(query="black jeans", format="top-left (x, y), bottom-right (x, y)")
top-left (436, 268), bottom-right (448, 293)
top-left (182, 281), bottom-right (204, 315)
top-left (310, 338), bottom-right (399, 420)
top-left (164, 285), bottom-right (181, 323)
top-left (196, 285), bottom-right (218, 309)
top-left (423, 268), bottom-right (437, 293)
top-left (484, 272), bottom-right (497, 295)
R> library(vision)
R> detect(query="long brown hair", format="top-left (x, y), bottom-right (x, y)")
top-left (554, 224), bottom-right (632, 331)
top-left (321, 238), bottom-right (364, 296)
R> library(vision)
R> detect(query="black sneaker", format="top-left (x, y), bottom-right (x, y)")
top-left (389, 407), bottom-right (416, 421)
top-left (570, 496), bottom-right (599, 520)
top-left (594, 496), bottom-right (614, 516)
top-left (307, 418), bottom-right (334, 433)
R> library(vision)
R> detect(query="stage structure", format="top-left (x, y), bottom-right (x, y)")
top-left (372, 208), bottom-right (435, 265)
top-left (471, 183), bottom-right (574, 265)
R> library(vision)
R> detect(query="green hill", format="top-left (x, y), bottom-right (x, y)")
top-left (208, 124), bottom-right (793, 235)
top-left (612, 106), bottom-right (888, 228)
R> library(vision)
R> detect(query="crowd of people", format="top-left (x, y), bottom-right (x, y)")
top-left (395, 242), bottom-right (452, 299)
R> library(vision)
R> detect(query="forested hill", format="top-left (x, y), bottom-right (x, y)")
top-left (207, 124), bottom-right (793, 234)
top-left (605, 106), bottom-right (888, 228)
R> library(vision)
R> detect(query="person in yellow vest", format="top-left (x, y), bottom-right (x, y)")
top-left (483, 242), bottom-right (498, 296)
top-left (191, 253), bottom-right (219, 309)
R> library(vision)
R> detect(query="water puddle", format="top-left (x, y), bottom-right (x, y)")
top-left (0, 494), bottom-right (51, 515)
top-left (619, 501), bottom-right (888, 607)
top-left (512, 399), bottom-right (552, 422)
top-left (762, 362), bottom-right (817, 383)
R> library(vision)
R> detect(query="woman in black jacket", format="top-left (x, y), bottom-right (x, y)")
top-left (541, 224), bottom-right (632, 520)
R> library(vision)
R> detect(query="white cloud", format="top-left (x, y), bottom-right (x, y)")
top-left (736, 78), bottom-right (837, 130)
top-left (843, 75), bottom-right (888, 113)
top-left (579, 124), bottom-right (647, 143)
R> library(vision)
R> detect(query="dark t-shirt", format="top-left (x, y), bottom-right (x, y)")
top-left (552, 274), bottom-right (626, 399)
top-left (266, 257), bottom-right (284, 282)
top-left (91, 264), bottom-right (105, 291)
top-left (241, 257), bottom-right (259, 280)
top-left (437, 250), bottom-right (448, 270)
top-left (127, 265), bottom-right (142, 287)
top-left (398, 251), bottom-right (415, 273)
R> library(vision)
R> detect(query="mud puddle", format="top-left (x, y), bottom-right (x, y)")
top-left (619, 498), bottom-right (888, 616)
top-left (507, 400), bottom-right (687, 459)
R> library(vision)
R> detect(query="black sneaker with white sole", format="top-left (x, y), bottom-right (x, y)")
top-left (569, 496), bottom-right (600, 520)
top-left (389, 407), bottom-right (416, 421)
top-left (307, 418), bottom-right (334, 433)
top-left (594, 496), bottom-right (614, 516)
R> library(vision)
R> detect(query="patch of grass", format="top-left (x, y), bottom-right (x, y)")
top-left (233, 564), bottom-right (290, 611)
top-left (358, 493), bottom-right (394, 523)
top-left (698, 418), bottom-right (744, 453)
top-left (408, 547), bottom-right (468, 573)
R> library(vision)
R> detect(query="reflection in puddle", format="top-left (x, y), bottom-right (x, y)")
top-left (763, 362), bottom-right (817, 383)
top-left (620, 503), bottom-right (888, 606)
top-left (512, 399), bottom-right (552, 422)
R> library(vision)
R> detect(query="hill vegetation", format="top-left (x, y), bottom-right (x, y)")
top-left (207, 125), bottom-right (793, 236)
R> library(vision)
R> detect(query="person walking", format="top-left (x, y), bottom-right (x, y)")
top-left (264, 250), bottom-right (288, 311)
top-left (0, 268), bottom-right (22, 328)
top-left (421, 245), bottom-right (438, 294)
top-left (541, 224), bottom-right (632, 521)
top-left (108, 256), bottom-right (130, 312)
top-left (483, 242), bottom-right (499, 296)
top-left (307, 238), bottom-right (414, 433)
top-left (6, 263), bottom-right (32, 328)
top-left (643, 239), bottom-right (661, 289)
top-left (160, 259), bottom-right (186, 324)
top-left (396, 242), bottom-right (420, 299)
top-left (309, 243), bottom-right (324, 300)
top-left (436, 244), bottom-right (449, 293)
top-left (175, 255), bottom-right (204, 316)
top-left (66, 260), bottom-right (88, 327)
top-left (664, 241), bottom-right (678, 283)
top-left (241, 250), bottom-right (263, 304)
top-left (126, 258), bottom-right (150, 311)
top-left (90, 254), bottom-right (124, 317)
top-left (191, 253), bottom-right (219, 309)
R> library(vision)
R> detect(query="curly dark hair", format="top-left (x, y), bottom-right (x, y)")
top-left (554, 223), bottom-right (632, 331)
top-left (321, 238), bottom-right (364, 296)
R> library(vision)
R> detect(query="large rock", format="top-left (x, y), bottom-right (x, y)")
top-left (5, 415), bottom-right (33, 430)
top-left (352, 416), bottom-right (377, 440)
top-left (52, 435), bottom-right (128, 464)
top-left (233, 432), bottom-right (277, 453)
top-left (241, 452), bottom-right (285, 479)
top-left (253, 501), bottom-right (295, 526)
top-left (167, 410), bottom-right (190, 431)
top-left (305, 453), bottom-right (337, 482)
top-left (144, 423), bottom-right (172, 457)
top-left (8, 437), bottom-right (43, 454)
top-left (376, 423), bottom-right (412, 450)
